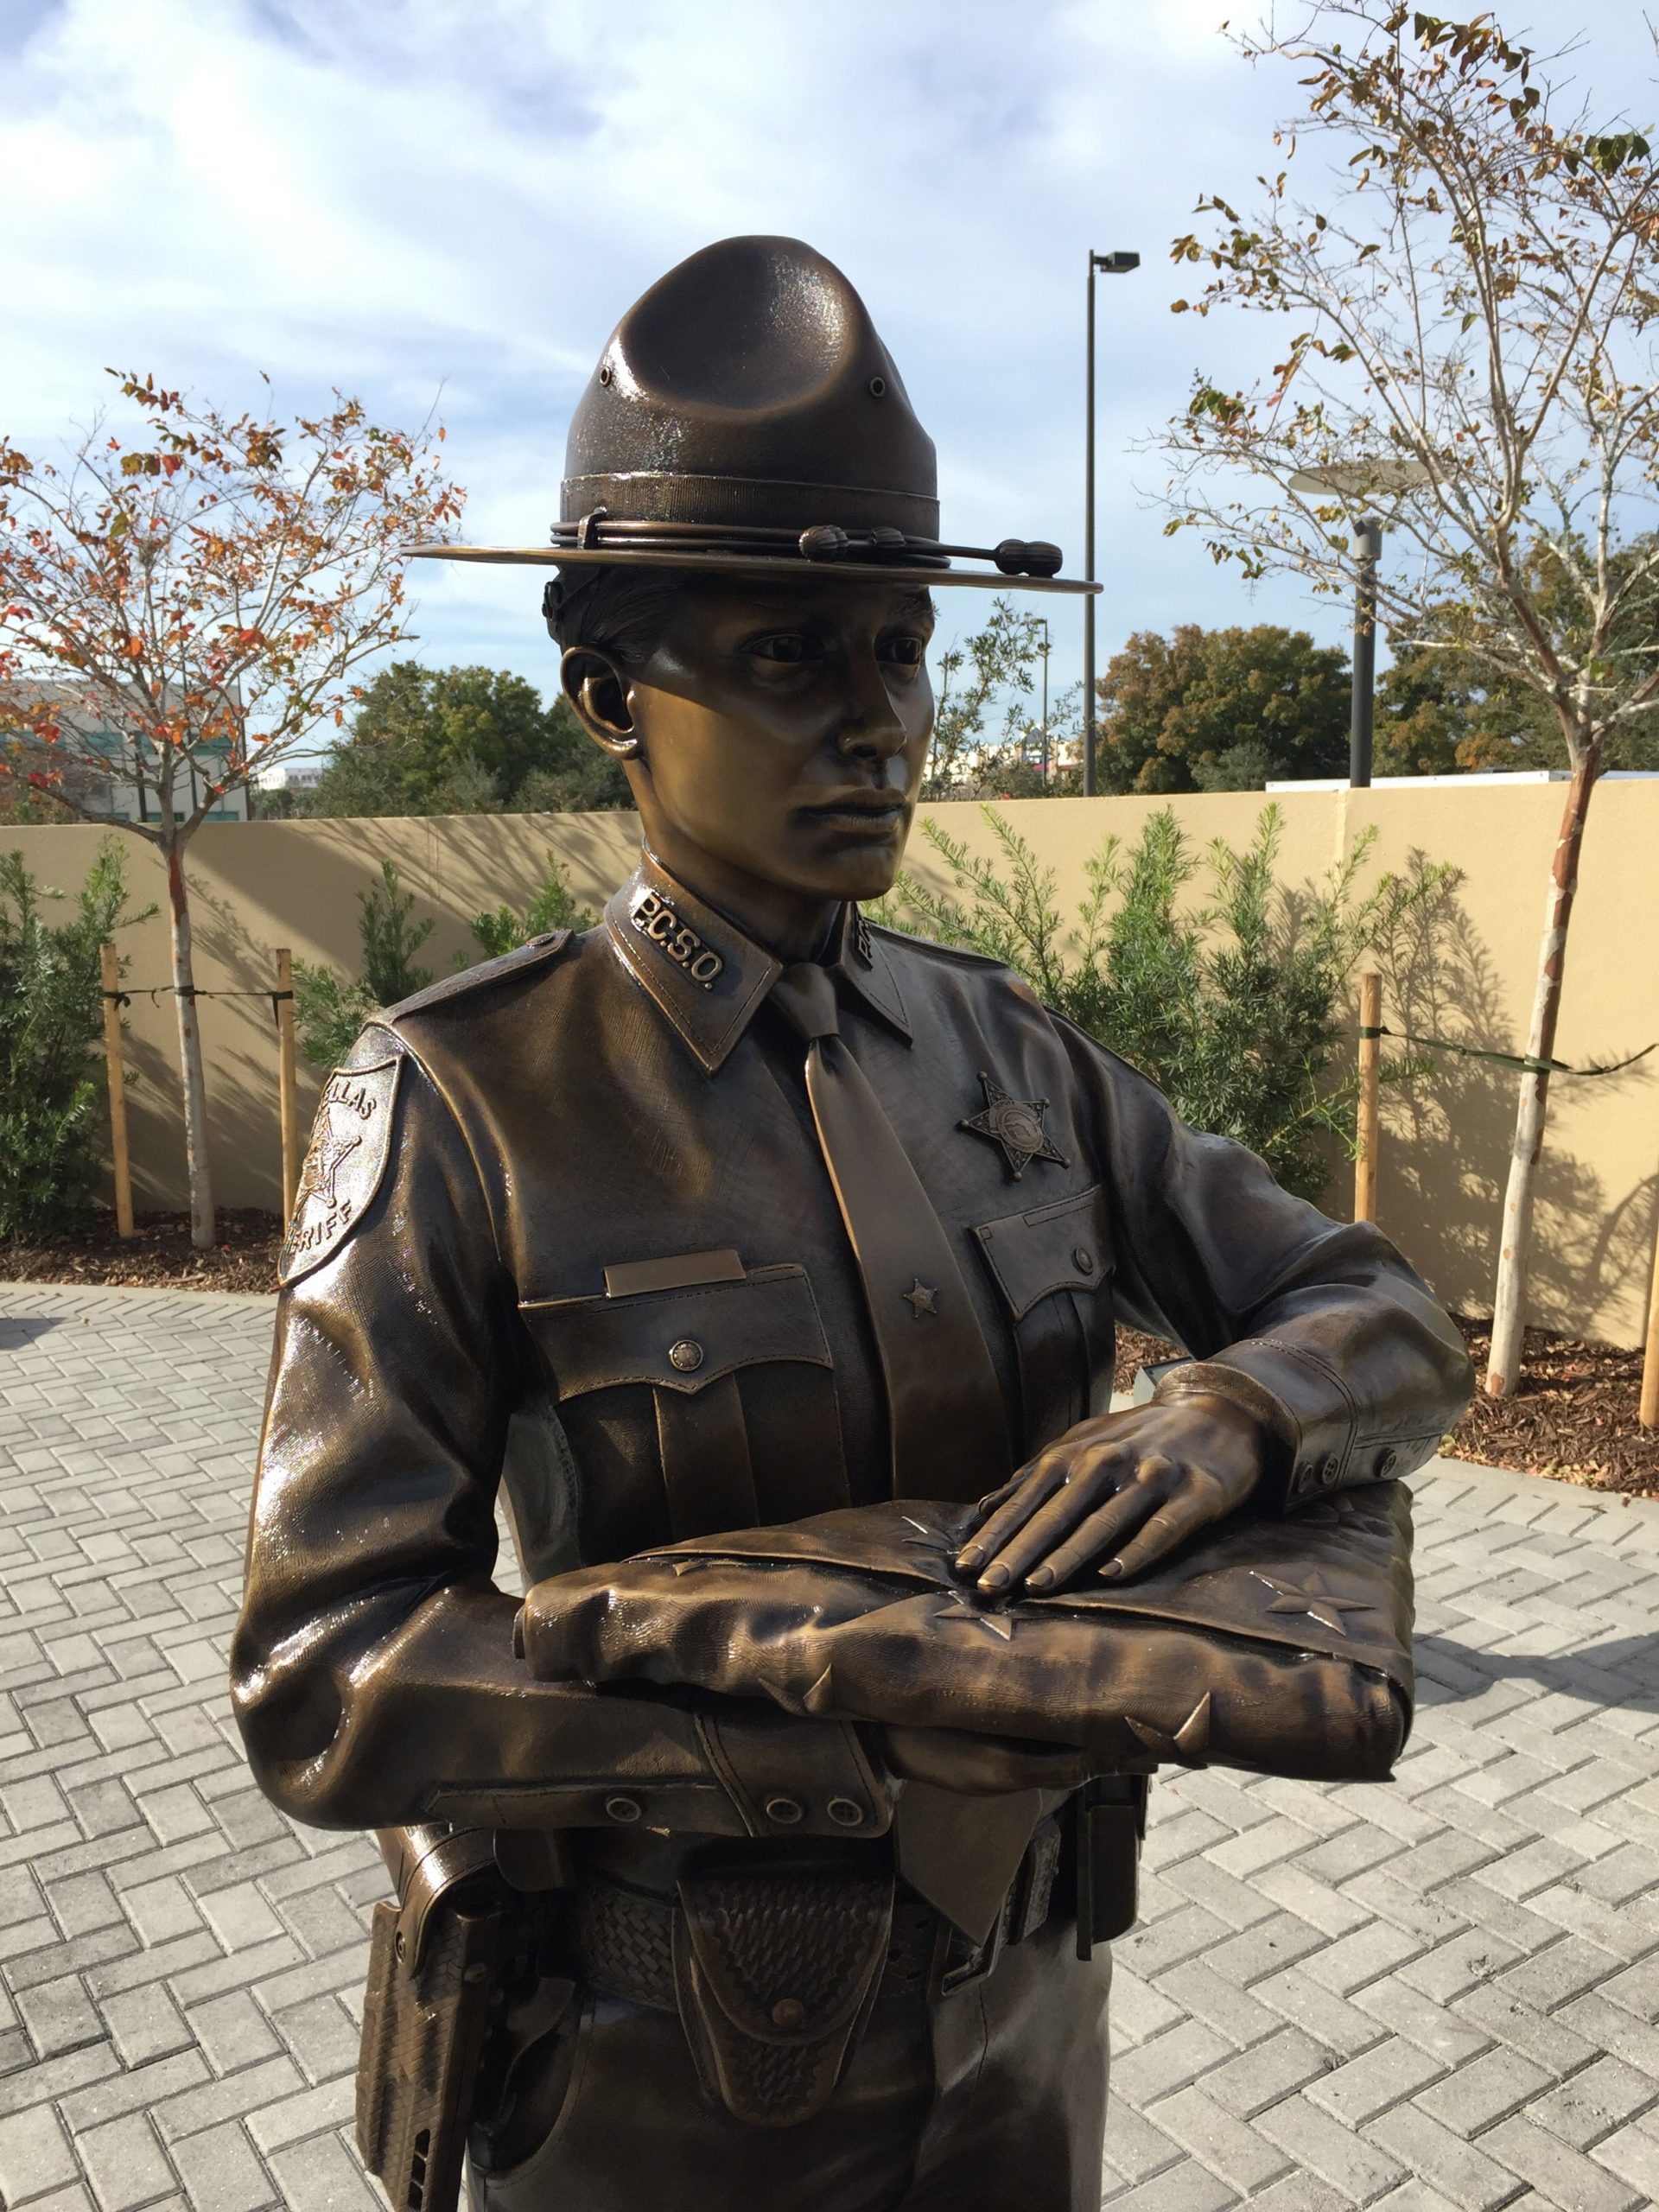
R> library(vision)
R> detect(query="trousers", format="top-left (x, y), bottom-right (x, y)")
top-left (471, 1915), bottom-right (1111, 2212)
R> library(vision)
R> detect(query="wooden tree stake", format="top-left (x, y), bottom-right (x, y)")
top-left (276, 947), bottom-right (301, 1224)
top-left (1354, 970), bottom-right (1382, 1226)
top-left (99, 941), bottom-right (136, 1238)
top-left (1641, 1177), bottom-right (1659, 1430)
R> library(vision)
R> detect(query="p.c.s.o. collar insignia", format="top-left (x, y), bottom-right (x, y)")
top-left (628, 885), bottom-right (726, 991)
top-left (279, 1057), bottom-right (402, 1286)
top-left (960, 1071), bottom-right (1069, 1179)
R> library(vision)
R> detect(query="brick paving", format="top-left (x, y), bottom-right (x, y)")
top-left (2, 1282), bottom-right (1658, 2211)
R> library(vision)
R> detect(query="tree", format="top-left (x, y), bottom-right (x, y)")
top-left (292, 860), bottom-right (435, 1070)
top-left (1155, 4), bottom-right (1659, 1395)
top-left (923, 596), bottom-right (1046, 797)
top-left (1096, 624), bottom-right (1352, 792)
top-left (308, 662), bottom-right (632, 817)
top-left (0, 373), bottom-right (463, 1246)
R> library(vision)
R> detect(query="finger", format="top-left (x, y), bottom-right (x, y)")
top-left (1021, 1484), bottom-right (1160, 1592)
top-left (1099, 1478), bottom-right (1224, 1582)
top-left (954, 1456), bottom-right (1068, 1577)
top-left (971, 1471), bottom-right (1027, 1522)
top-left (972, 1445), bottom-right (1139, 1595)
top-left (1015, 1452), bottom-right (1173, 1592)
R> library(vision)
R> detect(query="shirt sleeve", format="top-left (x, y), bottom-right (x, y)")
top-left (1052, 1014), bottom-right (1474, 1509)
top-left (230, 1025), bottom-right (887, 1840)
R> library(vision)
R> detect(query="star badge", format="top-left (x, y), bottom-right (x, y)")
top-left (1249, 1570), bottom-right (1373, 1637)
top-left (960, 1072), bottom-right (1069, 1179)
top-left (903, 1279), bottom-right (938, 1319)
top-left (296, 1118), bottom-right (362, 1210)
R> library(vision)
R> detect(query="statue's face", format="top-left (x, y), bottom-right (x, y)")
top-left (567, 575), bottom-right (935, 916)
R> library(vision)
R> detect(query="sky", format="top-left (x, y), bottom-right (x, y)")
top-left (3, 0), bottom-right (1655, 757)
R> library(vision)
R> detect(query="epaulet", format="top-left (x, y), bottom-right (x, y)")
top-left (866, 920), bottom-right (1007, 973)
top-left (382, 929), bottom-right (574, 1021)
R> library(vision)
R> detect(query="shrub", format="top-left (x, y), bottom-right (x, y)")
top-left (874, 804), bottom-right (1441, 1203)
top-left (293, 861), bottom-right (435, 1069)
top-left (468, 856), bottom-right (596, 959)
top-left (0, 840), bottom-right (152, 1236)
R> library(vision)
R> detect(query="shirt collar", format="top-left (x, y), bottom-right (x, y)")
top-left (603, 852), bottom-right (912, 1074)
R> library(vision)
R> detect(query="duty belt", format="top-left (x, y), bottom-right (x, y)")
top-left (575, 1817), bottom-right (1064, 2018)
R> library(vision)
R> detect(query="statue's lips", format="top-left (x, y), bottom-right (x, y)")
top-left (801, 795), bottom-right (907, 830)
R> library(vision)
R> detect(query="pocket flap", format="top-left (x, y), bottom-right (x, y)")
top-left (971, 1185), bottom-right (1111, 1320)
top-left (521, 1264), bottom-right (830, 1399)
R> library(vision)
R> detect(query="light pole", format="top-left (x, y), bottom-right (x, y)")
top-left (1084, 248), bottom-right (1140, 797)
top-left (1033, 616), bottom-right (1051, 780)
top-left (1290, 461), bottom-right (1433, 790)
top-left (1350, 517), bottom-right (1382, 788)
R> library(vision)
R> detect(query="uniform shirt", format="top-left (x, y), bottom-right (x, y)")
top-left (232, 854), bottom-right (1471, 1838)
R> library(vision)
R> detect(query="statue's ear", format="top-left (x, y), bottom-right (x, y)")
top-left (562, 645), bottom-right (638, 758)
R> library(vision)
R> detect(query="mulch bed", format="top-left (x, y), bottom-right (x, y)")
top-left (0, 1210), bottom-right (284, 1297)
top-left (3, 1221), bottom-right (1653, 1499)
top-left (1116, 1319), bottom-right (1658, 1502)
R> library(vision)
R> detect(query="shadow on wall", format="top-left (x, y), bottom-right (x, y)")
top-left (1375, 858), bottom-right (1657, 1333)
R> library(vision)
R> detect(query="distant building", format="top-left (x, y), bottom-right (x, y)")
top-left (254, 759), bottom-right (325, 794)
top-left (1, 682), bottom-right (249, 823)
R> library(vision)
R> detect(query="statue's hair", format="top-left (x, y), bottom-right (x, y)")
top-left (544, 565), bottom-right (685, 665)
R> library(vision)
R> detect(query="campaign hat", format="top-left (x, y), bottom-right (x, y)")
top-left (410, 235), bottom-right (1096, 596)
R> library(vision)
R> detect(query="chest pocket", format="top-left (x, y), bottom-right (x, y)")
top-left (970, 1185), bottom-right (1115, 1454)
top-left (520, 1264), bottom-right (846, 1543)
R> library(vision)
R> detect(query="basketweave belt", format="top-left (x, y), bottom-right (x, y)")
top-left (570, 1827), bottom-right (1063, 2130)
top-left (575, 1832), bottom-right (1061, 2017)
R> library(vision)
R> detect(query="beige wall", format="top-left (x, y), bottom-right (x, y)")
top-left (8, 781), bottom-right (1656, 1345)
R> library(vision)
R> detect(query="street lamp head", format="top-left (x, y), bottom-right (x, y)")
top-left (1091, 251), bottom-right (1141, 275)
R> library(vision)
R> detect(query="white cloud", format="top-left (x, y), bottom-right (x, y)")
top-left (3, 0), bottom-right (1651, 696)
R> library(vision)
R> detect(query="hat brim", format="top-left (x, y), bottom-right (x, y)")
top-left (407, 544), bottom-right (1100, 596)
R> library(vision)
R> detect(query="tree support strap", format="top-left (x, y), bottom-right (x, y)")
top-left (1358, 1025), bottom-right (1656, 1081)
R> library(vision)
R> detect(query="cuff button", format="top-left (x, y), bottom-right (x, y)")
top-left (604, 1794), bottom-right (643, 1823)
top-left (1378, 1448), bottom-right (1400, 1477)
top-left (1317, 1455), bottom-right (1342, 1489)
top-left (826, 1797), bottom-right (865, 1827)
top-left (765, 1795), bottom-right (804, 1825)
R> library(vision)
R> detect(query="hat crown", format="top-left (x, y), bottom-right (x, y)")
top-left (563, 236), bottom-right (938, 532)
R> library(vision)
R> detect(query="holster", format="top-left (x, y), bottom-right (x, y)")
top-left (355, 1825), bottom-right (512, 2212)
top-left (670, 1857), bottom-right (895, 2130)
top-left (1072, 1775), bottom-right (1149, 1956)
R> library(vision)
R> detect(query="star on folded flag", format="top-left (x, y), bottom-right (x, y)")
top-left (1249, 1570), bottom-right (1373, 1637)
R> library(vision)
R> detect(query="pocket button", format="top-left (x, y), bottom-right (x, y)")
top-left (1072, 1247), bottom-right (1096, 1274)
top-left (668, 1338), bottom-right (705, 1373)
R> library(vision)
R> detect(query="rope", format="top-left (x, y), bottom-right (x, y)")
top-left (102, 984), bottom-right (296, 1026)
top-left (1358, 1024), bottom-right (1656, 1080)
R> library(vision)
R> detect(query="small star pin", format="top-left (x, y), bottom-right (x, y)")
top-left (903, 1279), bottom-right (938, 1318)
top-left (932, 1588), bottom-right (1014, 1641)
top-left (1249, 1570), bottom-right (1372, 1637)
top-left (960, 1072), bottom-right (1069, 1179)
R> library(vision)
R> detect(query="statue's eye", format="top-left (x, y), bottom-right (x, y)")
top-left (747, 632), bottom-right (819, 664)
top-left (882, 634), bottom-right (926, 668)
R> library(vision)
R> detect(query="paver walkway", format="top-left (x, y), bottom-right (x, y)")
top-left (1, 1282), bottom-right (1657, 2212)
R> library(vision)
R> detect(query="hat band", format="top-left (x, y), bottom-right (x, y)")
top-left (559, 471), bottom-right (940, 539)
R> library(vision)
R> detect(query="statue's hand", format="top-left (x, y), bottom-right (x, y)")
top-left (953, 1395), bottom-right (1266, 1597)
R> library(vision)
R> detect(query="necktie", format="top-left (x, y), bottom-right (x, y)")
top-left (771, 961), bottom-right (1010, 1503)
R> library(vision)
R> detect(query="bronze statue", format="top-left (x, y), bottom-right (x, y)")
top-left (232, 236), bottom-right (1472, 2212)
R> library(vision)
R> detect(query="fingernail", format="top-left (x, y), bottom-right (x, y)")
top-left (977, 1564), bottom-right (1012, 1595)
top-left (956, 1546), bottom-right (985, 1574)
top-left (1025, 1567), bottom-right (1055, 1592)
top-left (1099, 1560), bottom-right (1124, 1580)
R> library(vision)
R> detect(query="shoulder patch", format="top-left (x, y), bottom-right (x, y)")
top-left (384, 930), bottom-right (573, 1022)
top-left (279, 1056), bottom-right (403, 1287)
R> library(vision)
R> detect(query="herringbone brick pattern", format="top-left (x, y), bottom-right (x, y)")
top-left (3, 1283), bottom-right (1658, 2210)
top-left (1106, 1464), bottom-right (1659, 2209)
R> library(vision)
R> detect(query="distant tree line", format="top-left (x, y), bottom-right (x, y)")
top-left (252, 662), bottom-right (631, 818)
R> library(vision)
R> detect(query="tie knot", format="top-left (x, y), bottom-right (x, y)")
top-left (772, 963), bottom-right (841, 1043)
